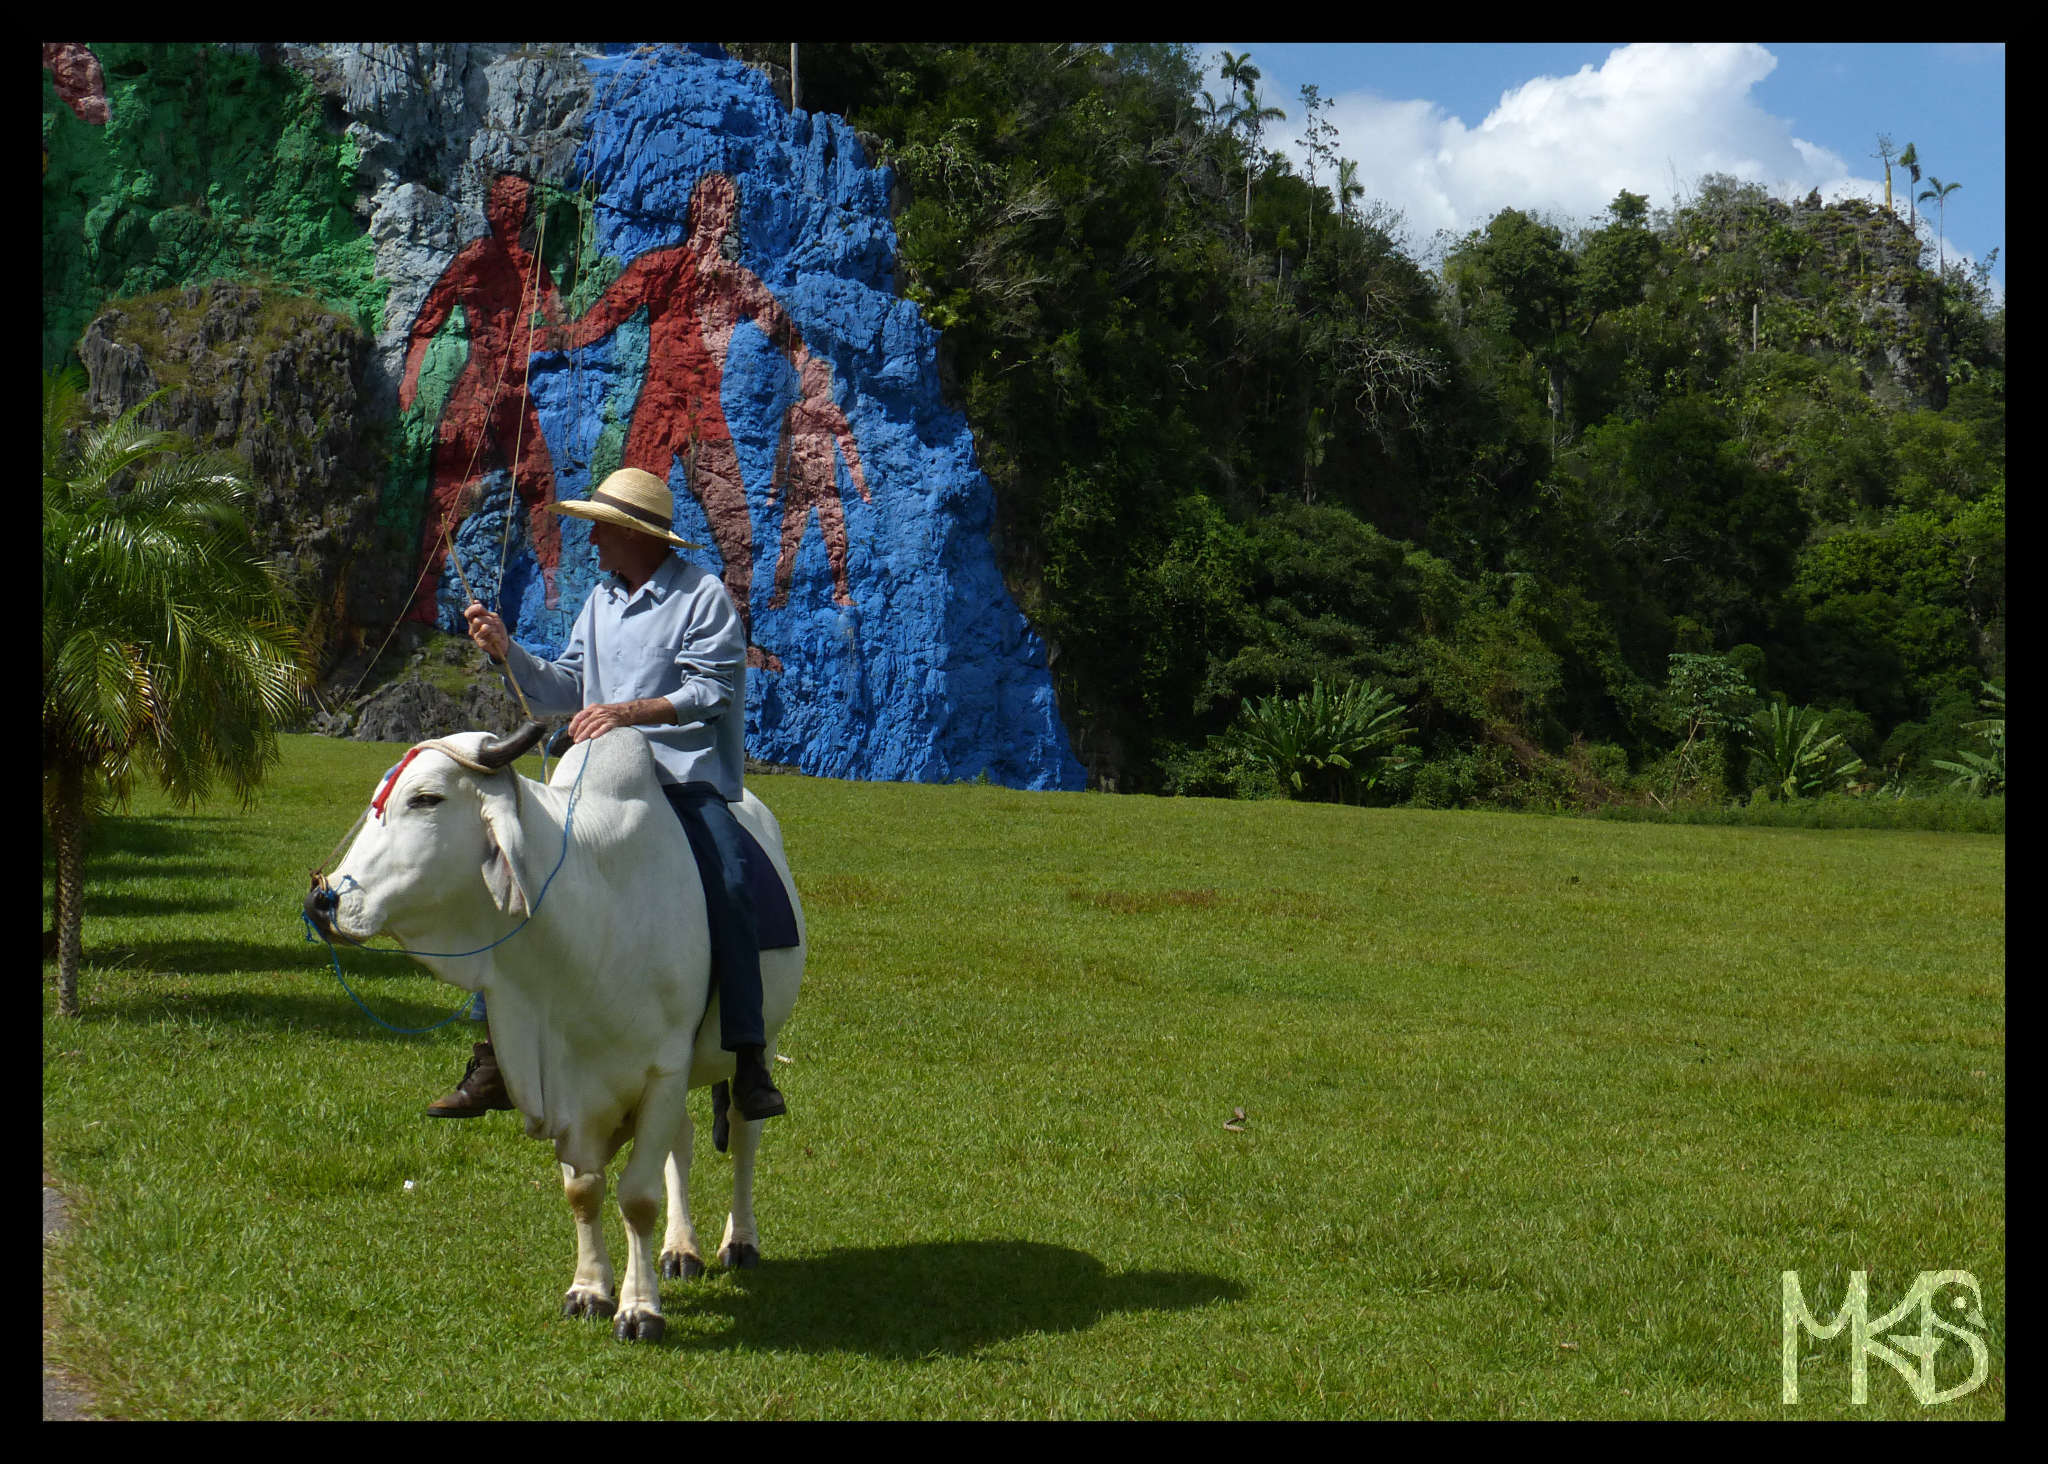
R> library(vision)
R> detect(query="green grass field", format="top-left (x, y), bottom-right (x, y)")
top-left (43, 734), bottom-right (2004, 1419)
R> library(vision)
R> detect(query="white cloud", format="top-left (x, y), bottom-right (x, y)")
top-left (1273, 44), bottom-right (1888, 246)
top-left (1192, 42), bottom-right (2002, 301)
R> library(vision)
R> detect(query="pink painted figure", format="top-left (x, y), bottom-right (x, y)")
top-left (769, 352), bottom-right (871, 608)
top-left (43, 44), bottom-right (109, 126)
top-left (567, 173), bottom-right (868, 669)
top-left (399, 174), bottom-right (567, 618)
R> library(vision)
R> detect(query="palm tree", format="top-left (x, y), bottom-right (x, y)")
top-left (1919, 175), bottom-right (1962, 276)
top-left (1216, 50), bottom-right (1254, 115)
top-left (1236, 81), bottom-right (1287, 232)
top-left (1335, 157), bottom-right (1364, 222)
top-left (43, 367), bottom-right (307, 1017)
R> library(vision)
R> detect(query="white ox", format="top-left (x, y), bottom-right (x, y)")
top-left (306, 722), bottom-right (804, 1343)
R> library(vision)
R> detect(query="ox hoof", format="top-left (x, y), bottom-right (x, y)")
top-left (719, 1241), bottom-right (761, 1270)
top-left (614, 1310), bottom-right (665, 1344)
top-left (562, 1290), bottom-right (617, 1320)
top-left (660, 1250), bottom-right (707, 1281)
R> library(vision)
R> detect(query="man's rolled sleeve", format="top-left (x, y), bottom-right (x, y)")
top-left (665, 585), bottom-right (744, 726)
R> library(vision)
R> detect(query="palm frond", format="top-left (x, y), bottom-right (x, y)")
top-left (41, 368), bottom-right (306, 823)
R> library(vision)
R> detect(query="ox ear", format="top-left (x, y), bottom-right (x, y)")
top-left (478, 782), bottom-right (531, 918)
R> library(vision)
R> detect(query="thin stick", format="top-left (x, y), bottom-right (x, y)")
top-left (500, 192), bottom-right (550, 591)
top-left (443, 527), bottom-right (537, 725)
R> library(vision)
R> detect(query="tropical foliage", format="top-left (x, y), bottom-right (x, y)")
top-left (1932, 682), bottom-right (2005, 795)
top-left (755, 45), bottom-right (2003, 810)
top-left (1745, 701), bottom-right (1865, 802)
top-left (1229, 678), bottom-right (1412, 803)
top-left (42, 367), bottom-right (306, 1014)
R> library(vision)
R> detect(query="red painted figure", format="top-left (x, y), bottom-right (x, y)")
top-left (769, 352), bottom-right (871, 608)
top-left (568, 173), bottom-right (867, 669)
top-left (42, 43), bottom-right (109, 126)
top-left (399, 173), bottom-right (567, 618)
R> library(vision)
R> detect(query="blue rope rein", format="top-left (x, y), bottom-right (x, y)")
top-left (302, 739), bottom-right (590, 1035)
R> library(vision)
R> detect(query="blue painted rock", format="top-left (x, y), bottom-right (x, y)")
top-left (393, 43), bottom-right (1083, 790)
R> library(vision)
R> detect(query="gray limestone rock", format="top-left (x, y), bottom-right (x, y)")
top-left (347, 664), bottom-right (552, 746)
top-left (280, 43), bottom-right (603, 416)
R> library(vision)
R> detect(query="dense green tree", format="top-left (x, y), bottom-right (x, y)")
top-left (1559, 397), bottom-right (1808, 655)
top-left (1446, 210), bottom-right (1582, 456)
top-left (760, 42), bottom-right (2002, 802)
top-left (1577, 191), bottom-right (1661, 315)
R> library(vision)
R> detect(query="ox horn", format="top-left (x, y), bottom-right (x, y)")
top-left (475, 720), bottom-right (548, 770)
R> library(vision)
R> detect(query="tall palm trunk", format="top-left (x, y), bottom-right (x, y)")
top-left (51, 759), bottom-right (87, 1017)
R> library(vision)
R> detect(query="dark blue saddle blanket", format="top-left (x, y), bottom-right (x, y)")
top-left (731, 821), bottom-right (801, 950)
top-left (659, 783), bottom-right (800, 950)
top-left (680, 816), bottom-right (799, 950)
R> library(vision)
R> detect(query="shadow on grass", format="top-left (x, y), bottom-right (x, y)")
top-left (69, 934), bottom-right (386, 978)
top-left (81, 981), bottom-right (477, 1039)
top-left (44, 815), bottom-right (251, 882)
top-left (661, 1241), bottom-right (1244, 1358)
top-left (77, 891), bottom-right (241, 918)
top-left (59, 934), bottom-right (466, 1040)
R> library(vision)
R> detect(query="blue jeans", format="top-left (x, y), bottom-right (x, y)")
top-left (661, 782), bottom-right (766, 1052)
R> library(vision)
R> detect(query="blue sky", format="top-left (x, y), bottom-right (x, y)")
top-left (1188, 43), bottom-right (2005, 296)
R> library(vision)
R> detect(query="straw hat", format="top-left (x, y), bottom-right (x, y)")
top-left (547, 467), bottom-right (701, 549)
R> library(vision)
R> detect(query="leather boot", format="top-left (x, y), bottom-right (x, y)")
top-left (426, 1042), bottom-right (515, 1118)
top-left (730, 1046), bottom-right (786, 1122)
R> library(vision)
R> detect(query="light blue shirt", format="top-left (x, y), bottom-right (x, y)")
top-left (502, 553), bottom-right (747, 801)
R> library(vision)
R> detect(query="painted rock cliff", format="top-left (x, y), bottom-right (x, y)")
top-left (353, 41), bottom-right (1084, 788)
top-left (47, 41), bottom-right (1087, 791)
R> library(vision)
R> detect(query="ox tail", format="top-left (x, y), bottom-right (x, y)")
top-left (711, 1080), bottom-right (731, 1154)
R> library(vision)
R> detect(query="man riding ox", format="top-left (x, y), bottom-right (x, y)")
top-left (436, 466), bottom-right (788, 1129)
top-left (304, 718), bottom-right (806, 1341)
top-left (304, 464), bottom-right (808, 1338)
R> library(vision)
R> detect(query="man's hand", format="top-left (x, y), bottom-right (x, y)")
top-left (464, 601), bottom-right (510, 660)
top-left (567, 699), bottom-right (677, 743)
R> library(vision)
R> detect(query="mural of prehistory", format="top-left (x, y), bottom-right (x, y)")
top-left (43, 42), bottom-right (1088, 791)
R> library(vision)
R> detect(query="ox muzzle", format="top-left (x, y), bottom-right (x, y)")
top-left (304, 875), bottom-right (356, 946)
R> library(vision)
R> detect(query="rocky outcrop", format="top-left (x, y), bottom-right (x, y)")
top-left (1684, 186), bottom-right (1945, 407)
top-left (41, 43), bottom-right (109, 126)
top-left (511, 46), bottom-right (1084, 787)
top-left (347, 666), bottom-right (536, 744)
top-left (80, 282), bottom-right (383, 670)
